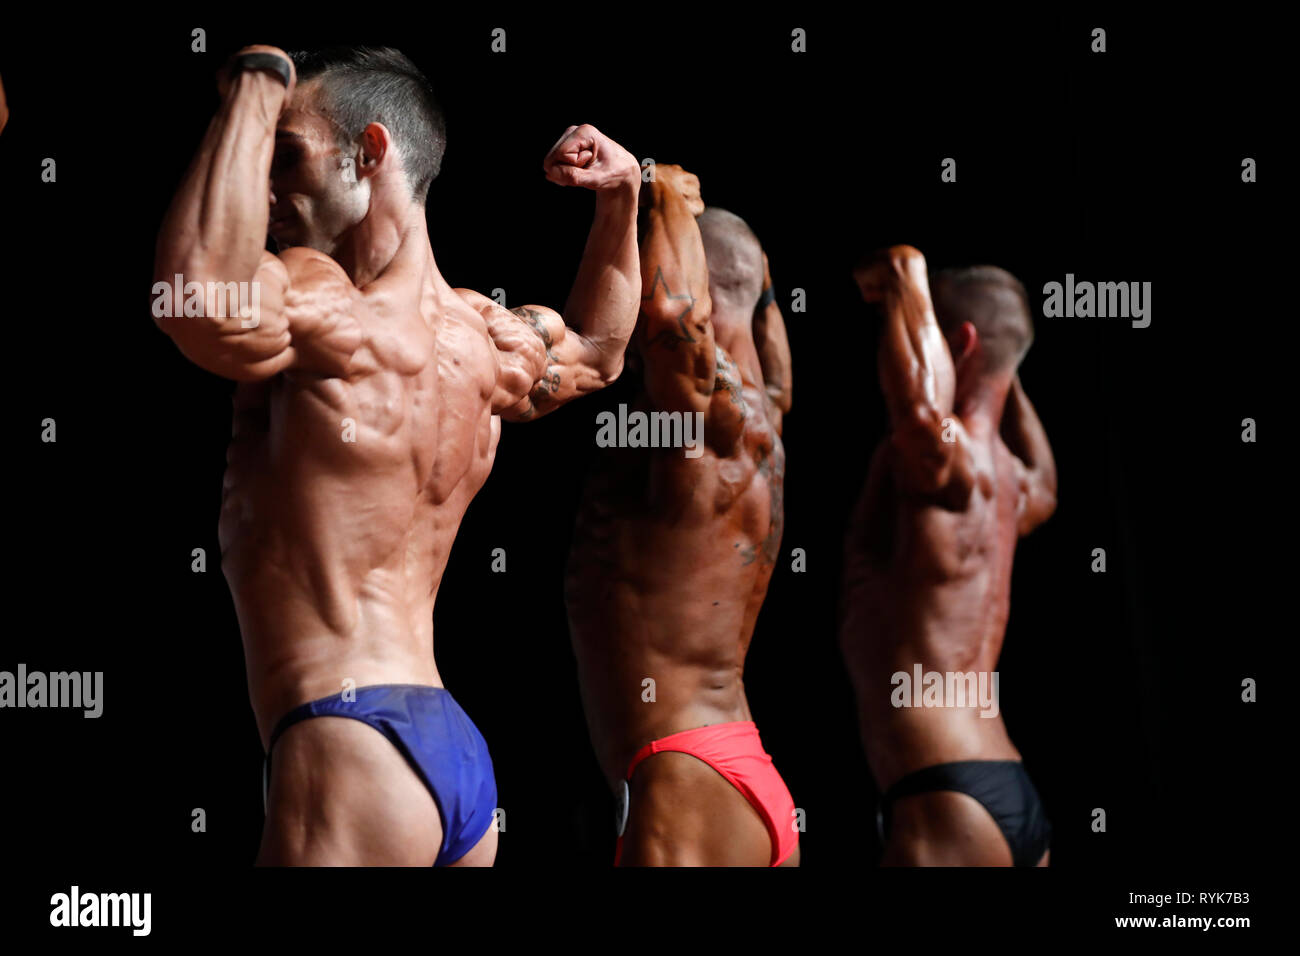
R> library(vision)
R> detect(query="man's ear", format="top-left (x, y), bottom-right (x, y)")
top-left (954, 320), bottom-right (979, 365)
top-left (356, 122), bottom-right (392, 181)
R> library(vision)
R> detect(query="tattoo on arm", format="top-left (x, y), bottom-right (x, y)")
top-left (642, 267), bottom-right (697, 351)
top-left (714, 346), bottom-right (748, 417)
top-left (740, 439), bottom-right (786, 566)
top-left (511, 305), bottom-right (562, 399)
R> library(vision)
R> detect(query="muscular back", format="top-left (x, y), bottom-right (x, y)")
top-left (563, 165), bottom-right (792, 784)
top-left (840, 422), bottom-right (1023, 789)
top-left (566, 355), bottom-right (784, 783)
top-left (839, 247), bottom-right (1056, 791)
top-left (219, 245), bottom-right (524, 745)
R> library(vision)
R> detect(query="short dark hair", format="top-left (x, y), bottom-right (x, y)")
top-left (289, 46), bottom-right (445, 203)
top-left (932, 265), bottom-right (1034, 372)
top-left (697, 207), bottom-right (763, 310)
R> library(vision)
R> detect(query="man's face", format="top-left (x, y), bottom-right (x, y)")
top-left (269, 84), bottom-right (368, 254)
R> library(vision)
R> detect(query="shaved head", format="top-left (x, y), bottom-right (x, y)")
top-left (932, 266), bottom-right (1034, 374)
top-left (697, 206), bottom-right (763, 312)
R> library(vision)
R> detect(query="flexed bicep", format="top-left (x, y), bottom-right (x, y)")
top-left (506, 304), bottom-right (618, 420)
top-left (155, 251), bottom-right (294, 381)
top-left (465, 290), bottom-right (610, 421)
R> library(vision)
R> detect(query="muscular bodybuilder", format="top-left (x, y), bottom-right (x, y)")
top-left (840, 245), bottom-right (1057, 866)
top-left (152, 45), bottom-right (641, 865)
top-left (566, 165), bottom-right (798, 866)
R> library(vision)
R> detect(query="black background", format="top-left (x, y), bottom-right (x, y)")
top-left (0, 7), bottom-right (1279, 932)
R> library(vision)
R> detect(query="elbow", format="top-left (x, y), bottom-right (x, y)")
top-left (1041, 487), bottom-right (1058, 521)
top-left (900, 399), bottom-right (943, 436)
top-left (597, 353), bottom-right (625, 386)
top-left (773, 385), bottom-right (792, 416)
top-left (1029, 480), bottom-right (1058, 528)
top-left (1040, 464), bottom-right (1059, 515)
top-left (150, 254), bottom-right (211, 331)
top-left (588, 328), bottom-right (631, 385)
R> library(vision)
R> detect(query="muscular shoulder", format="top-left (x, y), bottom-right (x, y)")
top-left (273, 246), bottom-right (352, 287)
top-left (452, 287), bottom-right (499, 315)
top-left (267, 249), bottom-right (363, 378)
top-left (453, 289), bottom-right (548, 413)
top-left (266, 247), bottom-right (358, 334)
top-left (452, 289), bottom-right (545, 355)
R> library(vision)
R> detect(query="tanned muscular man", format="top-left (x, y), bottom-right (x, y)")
top-left (566, 164), bottom-right (798, 866)
top-left (152, 45), bottom-right (640, 865)
top-left (840, 245), bottom-right (1057, 866)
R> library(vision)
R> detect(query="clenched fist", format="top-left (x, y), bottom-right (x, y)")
top-left (854, 244), bottom-right (928, 303)
top-left (543, 124), bottom-right (640, 193)
top-left (644, 163), bottom-right (704, 216)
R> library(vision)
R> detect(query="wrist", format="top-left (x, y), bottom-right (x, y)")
top-left (595, 176), bottom-right (640, 214)
top-left (597, 173), bottom-right (639, 199)
top-left (221, 71), bottom-right (291, 113)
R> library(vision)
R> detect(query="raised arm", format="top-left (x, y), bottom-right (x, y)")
top-left (152, 46), bottom-right (360, 382)
top-left (855, 245), bottom-right (975, 504)
top-left (752, 249), bottom-right (792, 434)
top-left (1001, 374), bottom-right (1058, 534)
top-left (622, 165), bottom-right (744, 454)
top-left (636, 164), bottom-right (714, 410)
top-left (493, 124), bottom-right (641, 421)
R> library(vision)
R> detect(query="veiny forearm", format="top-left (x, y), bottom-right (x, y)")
top-left (154, 71), bottom-right (285, 307)
top-left (562, 183), bottom-right (642, 374)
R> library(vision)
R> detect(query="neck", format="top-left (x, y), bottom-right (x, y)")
top-left (333, 189), bottom-right (431, 288)
top-left (956, 375), bottom-right (1012, 432)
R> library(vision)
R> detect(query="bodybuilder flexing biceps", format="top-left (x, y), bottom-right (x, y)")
top-left (840, 245), bottom-right (1057, 866)
top-left (152, 45), bottom-right (640, 865)
top-left (566, 164), bottom-right (798, 866)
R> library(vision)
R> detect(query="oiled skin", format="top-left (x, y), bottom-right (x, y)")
top-left (566, 167), bottom-right (797, 866)
top-left (840, 247), bottom-right (1057, 866)
top-left (154, 47), bottom-right (641, 864)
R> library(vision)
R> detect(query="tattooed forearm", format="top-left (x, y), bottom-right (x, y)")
top-left (642, 266), bottom-right (697, 350)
